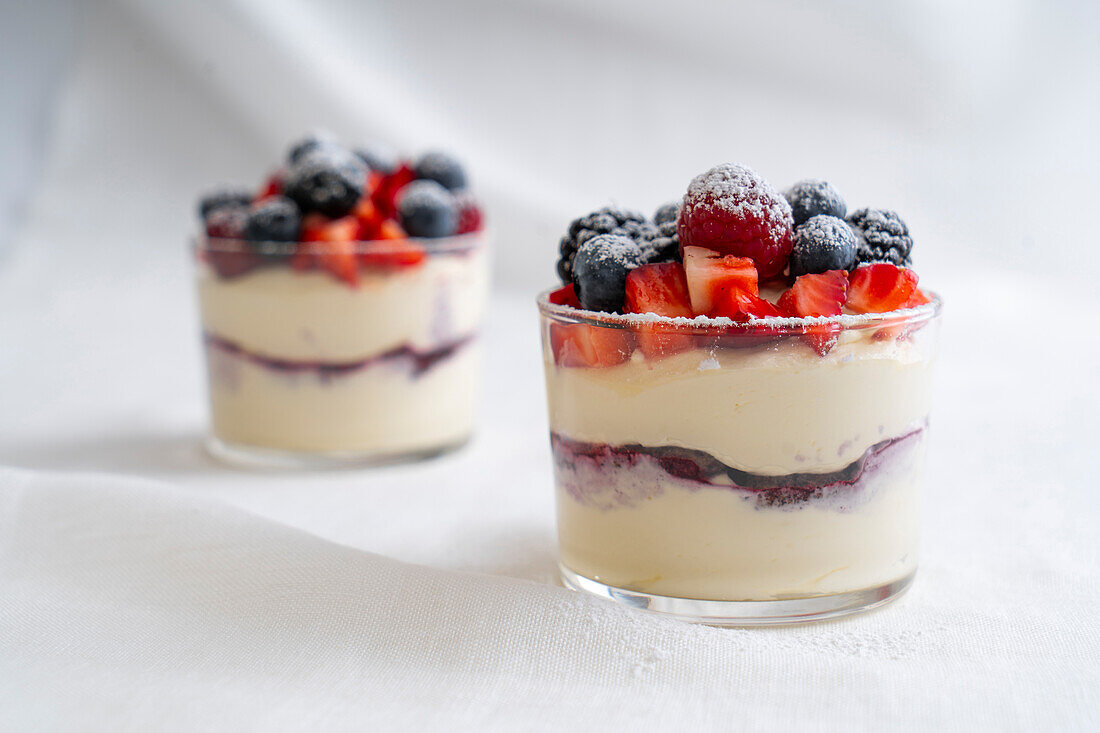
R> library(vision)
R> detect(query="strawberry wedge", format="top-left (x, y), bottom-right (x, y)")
top-left (682, 246), bottom-right (758, 316)
top-left (777, 270), bottom-right (848, 355)
top-left (301, 215), bottom-right (360, 286)
top-left (846, 264), bottom-right (919, 314)
top-left (624, 262), bottom-right (695, 358)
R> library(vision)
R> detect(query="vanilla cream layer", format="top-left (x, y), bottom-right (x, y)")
top-left (545, 334), bottom-right (933, 475)
top-left (558, 435), bottom-right (924, 601)
top-left (198, 248), bottom-right (488, 361)
top-left (206, 342), bottom-right (479, 454)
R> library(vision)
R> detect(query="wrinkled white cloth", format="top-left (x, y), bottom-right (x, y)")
top-left (2, 0), bottom-right (1099, 730)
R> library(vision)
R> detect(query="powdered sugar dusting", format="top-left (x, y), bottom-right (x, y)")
top-left (681, 163), bottom-right (793, 242)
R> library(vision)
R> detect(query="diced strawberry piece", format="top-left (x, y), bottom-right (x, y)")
top-left (370, 163), bottom-right (415, 217)
top-left (846, 264), bottom-right (918, 314)
top-left (254, 169), bottom-right (285, 202)
top-left (353, 196), bottom-right (384, 235)
top-left (777, 270), bottom-right (848, 355)
top-left (682, 246), bottom-right (758, 316)
top-left (624, 262), bottom-right (695, 358)
top-left (376, 219), bottom-right (407, 240)
top-left (873, 287), bottom-right (934, 341)
top-left (205, 249), bottom-right (264, 279)
top-left (712, 289), bottom-right (782, 321)
top-left (299, 215), bottom-right (360, 287)
top-left (455, 197), bottom-right (483, 234)
top-left (905, 288), bottom-right (931, 307)
top-left (548, 283), bottom-right (582, 308)
top-left (358, 239), bottom-right (427, 269)
top-left (549, 322), bottom-right (634, 368)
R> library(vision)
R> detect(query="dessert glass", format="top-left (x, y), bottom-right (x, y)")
top-left (538, 291), bottom-right (942, 624)
top-left (195, 233), bottom-right (488, 467)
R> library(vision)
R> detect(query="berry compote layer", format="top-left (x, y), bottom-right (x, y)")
top-left (194, 134), bottom-right (487, 460)
top-left (541, 162), bottom-right (941, 609)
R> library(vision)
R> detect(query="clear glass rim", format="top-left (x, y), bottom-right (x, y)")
top-left (193, 229), bottom-right (486, 256)
top-left (537, 286), bottom-right (942, 334)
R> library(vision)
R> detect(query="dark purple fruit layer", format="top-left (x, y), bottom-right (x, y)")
top-left (551, 426), bottom-right (923, 509)
top-left (204, 332), bottom-right (474, 379)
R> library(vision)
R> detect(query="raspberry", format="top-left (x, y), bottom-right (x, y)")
top-left (677, 163), bottom-right (794, 278)
top-left (556, 207), bottom-right (655, 284)
top-left (847, 208), bottom-right (913, 266)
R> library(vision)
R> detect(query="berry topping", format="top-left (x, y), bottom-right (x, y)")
top-left (572, 234), bottom-right (646, 312)
top-left (624, 262), bottom-right (695, 358)
top-left (243, 196), bottom-right (301, 246)
top-left (198, 189), bottom-right (252, 219)
top-left (557, 207), bottom-right (654, 284)
top-left (789, 215), bottom-right (859, 276)
top-left (283, 148), bottom-right (367, 219)
top-left (370, 163), bottom-right (416, 218)
top-left (354, 144), bottom-right (399, 175)
top-left (548, 283), bottom-right (582, 308)
top-left (644, 219), bottom-right (681, 265)
top-left (549, 322), bottom-right (634, 368)
top-left (413, 151), bottom-right (467, 191)
top-left (654, 201), bottom-right (681, 226)
top-left (454, 193), bottom-right (483, 234)
top-left (677, 163), bottom-right (794, 278)
top-left (287, 130), bottom-right (338, 164)
top-left (712, 289), bottom-right (782, 321)
top-left (847, 208), bottom-right (913, 266)
top-left (682, 245), bottom-right (759, 316)
top-left (255, 170), bottom-right (285, 202)
top-left (783, 179), bottom-right (846, 226)
top-left (396, 180), bottom-right (458, 238)
top-left (300, 215), bottom-right (360, 286)
top-left (204, 206), bottom-right (248, 239)
top-left (846, 264), bottom-right (919, 313)
top-left (777, 270), bottom-right (849, 355)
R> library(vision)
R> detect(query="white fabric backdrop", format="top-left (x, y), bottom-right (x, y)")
top-left (2, 1), bottom-right (1099, 730)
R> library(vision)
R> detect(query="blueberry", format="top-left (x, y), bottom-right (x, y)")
top-left (354, 144), bottom-right (399, 176)
top-left (413, 151), bottom-right (467, 191)
top-left (654, 201), bottom-right (680, 226)
top-left (847, 208), bottom-right (913, 266)
top-left (397, 180), bottom-right (457, 238)
top-left (789, 215), bottom-right (858, 276)
top-left (243, 196), bottom-right (301, 251)
top-left (784, 179), bottom-right (846, 226)
top-left (198, 188), bottom-right (252, 219)
top-left (283, 148), bottom-right (366, 218)
top-left (572, 234), bottom-right (645, 312)
top-left (287, 130), bottom-right (339, 165)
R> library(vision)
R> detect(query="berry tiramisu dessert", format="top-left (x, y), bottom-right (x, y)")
top-left (195, 133), bottom-right (488, 466)
top-left (539, 163), bottom-right (941, 624)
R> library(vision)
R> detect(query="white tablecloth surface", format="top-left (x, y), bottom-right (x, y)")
top-left (2, 1), bottom-right (1099, 730)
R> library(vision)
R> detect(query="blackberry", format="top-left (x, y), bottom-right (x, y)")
top-left (413, 151), bottom-right (467, 191)
top-left (653, 201), bottom-right (680, 226)
top-left (847, 208), bottom-right (913, 266)
top-left (397, 180), bottom-right (457, 238)
top-left (643, 219), bottom-right (681, 265)
top-left (287, 131), bottom-right (338, 165)
top-left (198, 188), bottom-right (252, 219)
top-left (557, 206), bottom-right (654, 284)
top-left (283, 148), bottom-right (366, 218)
top-left (784, 179), bottom-right (846, 226)
top-left (789, 215), bottom-right (858, 276)
top-left (243, 196), bottom-right (301, 252)
top-left (572, 234), bottom-right (645, 313)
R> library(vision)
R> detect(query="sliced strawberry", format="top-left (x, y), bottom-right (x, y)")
top-left (777, 270), bottom-right (848, 355)
top-left (358, 239), bottom-right (427, 269)
top-left (548, 283), bottom-right (582, 308)
top-left (300, 215), bottom-right (360, 287)
top-left (353, 196), bottom-right (384, 238)
top-left (371, 163), bottom-right (415, 217)
top-left (376, 219), bottom-right (407, 240)
top-left (873, 287), bottom-right (934, 341)
top-left (904, 287), bottom-right (931, 307)
top-left (549, 322), bottom-right (634, 368)
top-left (712, 289), bottom-right (782, 321)
top-left (682, 246), bottom-right (758, 316)
top-left (254, 169), bottom-right (285, 202)
top-left (846, 264), bottom-right (918, 314)
top-left (624, 262), bottom-right (695, 358)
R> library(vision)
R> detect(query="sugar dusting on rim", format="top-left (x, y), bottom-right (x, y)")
top-left (537, 288), bottom-right (941, 330)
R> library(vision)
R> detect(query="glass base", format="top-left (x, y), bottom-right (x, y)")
top-left (204, 434), bottom-right (471, 470)
top-left (560, 564), bottom-right (916, 626)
